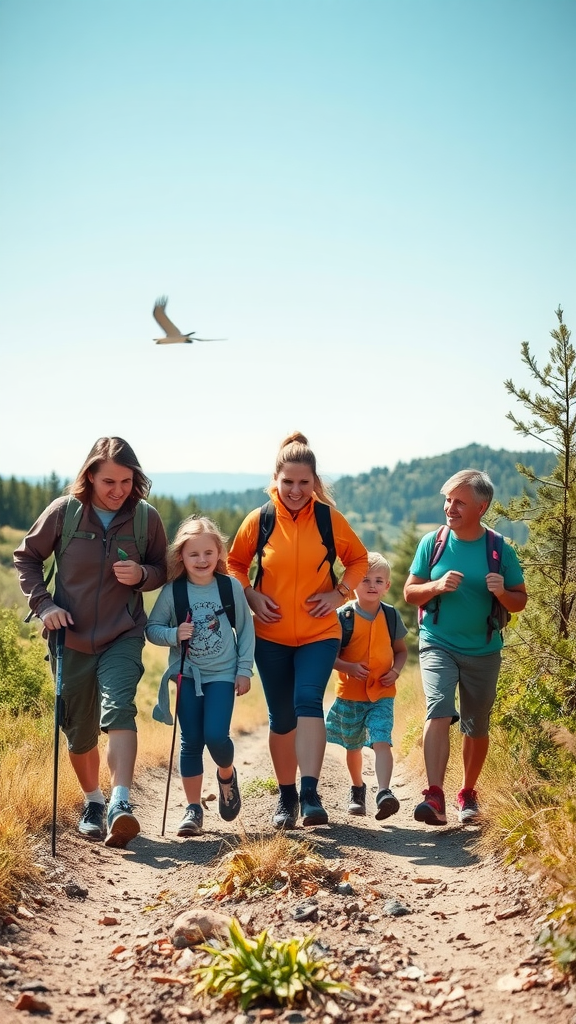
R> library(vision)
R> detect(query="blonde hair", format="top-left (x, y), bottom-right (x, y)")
top-left (267, 431), bottom-right (335, 507)
top-left (366, 551), bottom-right (391, 579)
top-left (167, 516), bottom-right (228, 582)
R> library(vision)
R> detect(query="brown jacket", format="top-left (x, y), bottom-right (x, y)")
top-left (14, 496), bottom-right (167, 654)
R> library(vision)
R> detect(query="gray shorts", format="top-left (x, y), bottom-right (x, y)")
top-left (54, 637), bottom-right (144, 754)
top-left (419, 645), bottom-right (501, 738)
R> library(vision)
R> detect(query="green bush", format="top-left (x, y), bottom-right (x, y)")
top-left (0, 609), bottom-right (52, 714)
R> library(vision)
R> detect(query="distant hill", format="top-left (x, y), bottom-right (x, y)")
top-left (190, 444), bottom-right (555, 547)
top-left (149, 472), bottom-right (270, 499)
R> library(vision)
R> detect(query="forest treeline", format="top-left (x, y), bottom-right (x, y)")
top-left (0, 442), bottom-right (553, 550)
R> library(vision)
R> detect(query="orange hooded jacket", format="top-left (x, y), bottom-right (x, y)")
top-left (227, 493), bottom-right (368, 647)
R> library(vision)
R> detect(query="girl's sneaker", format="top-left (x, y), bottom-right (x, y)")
top-left (375, 788), bottom-right (400, 820)
top-left (177, 804), bottom-right (204, 837)
top-left (104, 800), bottom-right (140, 848)
top-left (217, 768), bottom-right (242, 822)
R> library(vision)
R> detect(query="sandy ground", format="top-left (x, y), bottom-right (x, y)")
top-left (1, 724), bottom-right (575, 1024)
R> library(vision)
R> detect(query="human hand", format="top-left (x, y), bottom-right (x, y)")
top-left (305, 589), bottom-right (342, 617)
top-left (347, 661), bottom-right (370, 681)
top-left (113, 559), bottom-right (144, 586)
top-left (177, 621), bottom-right (194, 642)
top-left (486, 572), bottom-right (505, 597)
top-left (40, 604), bottom-right (74, 630)
top-left (379, 668), bottom-right (399, 687)
top-left (438, 570), bottom-right (464, 593)
top-left (235, 675), bottom-right (251, 696)
top-left (246, 588), bottom-right (282, 623)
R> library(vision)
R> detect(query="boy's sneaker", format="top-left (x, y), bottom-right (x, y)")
top-left (457, 788), bottom-right (480, 824)
top-left (348, 783), bottom-right (367, 816)
top-left (217, 768), bottom-right (241, 822)
top-left (177, 804), bottom-right (204, 837)
top-left (375, 788), bottom-right (400, 821)
top-left (413, 786), bottom-right (447, 826)
top-left (300, 789), bottom-right (329, 827)
top-left (104, 800), bottom-right (140, 848)
top-left (272, 793), bottom-right (299, 830)
top-left (78, 801), bottom-right (106, 840)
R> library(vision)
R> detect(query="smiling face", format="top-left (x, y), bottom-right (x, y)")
top-left (180, 534), bottom-right (220, 585)
top-left (356, 567), bottom-right (391, 608)
top-left (275, 461), bottom-right (316, 513)
top-left (88, 460), bottom-right (134, 512)
top-left (443, 484), bottom-right (487, 539)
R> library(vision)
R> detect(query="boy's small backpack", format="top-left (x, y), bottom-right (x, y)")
top-left (26, 496), bottom-right (150, 622)
top-left (253, 499), bottom-right (337, 588)
top-left (339, 602), bottom-right (400, 652)
top-left (172, 573), bottom-right (236, 631)
top-left (418, 525), bottom-right (511, 642)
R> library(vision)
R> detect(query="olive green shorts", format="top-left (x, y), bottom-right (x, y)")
top-left (54, 637), bottom-right (144, 754)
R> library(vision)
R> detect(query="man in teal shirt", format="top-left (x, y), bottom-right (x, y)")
top-left (404, 470), bottom-right (527, 826)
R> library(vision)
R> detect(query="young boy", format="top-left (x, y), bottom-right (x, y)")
top-left (326, 552), bottom-right (408, 819)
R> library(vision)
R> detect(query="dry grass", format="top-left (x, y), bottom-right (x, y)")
top-left (200, 829), bottom-right (340, 900)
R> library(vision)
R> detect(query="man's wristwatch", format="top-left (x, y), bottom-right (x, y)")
top-left (336, 581), bottom-right (350, 598)
top-left (138, 565), bottom-right (149, 587)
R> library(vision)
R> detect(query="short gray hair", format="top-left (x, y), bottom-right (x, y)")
top-left (440, 469), bottom-right (494, 507)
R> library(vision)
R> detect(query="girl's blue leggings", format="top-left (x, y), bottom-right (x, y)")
top-left (177, 677), bottom-right (235, 778)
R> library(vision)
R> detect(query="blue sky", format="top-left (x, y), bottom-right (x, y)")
top-left (1, 0), bottom-right (574, 481)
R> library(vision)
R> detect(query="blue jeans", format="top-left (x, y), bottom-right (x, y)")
top-left (177, 677), bottom-right (235, 778)
top-left (255, 637), bottom-right (340, 734)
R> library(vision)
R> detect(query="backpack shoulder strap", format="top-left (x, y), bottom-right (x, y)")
top-left (485, 527), bottom-right (504, 571)
top-left (133, 500), bottom-right (149, 560)
top-left (338, 605), bottom-right (355, 651)
top-left (253, 500), bottom-right (276, 589)
top-left (313, 501), bottom-right (337, 586)
top-left (44, 497), bottom-right (85, 589)
top-left (380, 602), bottom-right (398, 641)
top-left (215, 572), bottom-right (236, 630)
top-left (172, 576), bottom-right (189, 626)
top-left (429, 525), bottom-right (450, 571)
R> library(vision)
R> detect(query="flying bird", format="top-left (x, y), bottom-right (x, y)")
top-left (152, 296), bottom-right (225, 344)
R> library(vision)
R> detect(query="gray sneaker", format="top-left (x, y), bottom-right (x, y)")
top-left (348, 784), bottom-right (367, 816)
top-left (375, 788), bottom-right (400, 820)
top-left (78, 801), bottom-right (106, 840)
top-left (177, 804), bottom-right (204, 837)
top-left (104, 800), bottom-right (140, 848)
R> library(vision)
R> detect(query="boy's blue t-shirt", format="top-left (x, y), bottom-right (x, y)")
top-left (410, 529), bottom-right (524, 656)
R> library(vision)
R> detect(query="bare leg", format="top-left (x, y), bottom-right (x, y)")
top-left (269, 728), bottom-right (297, 784)
top-left (462, 734), bottom-right (489, 790)
top-left (422, 717), bottom-right (452, 789)
top-left (373, 742), bottom-right (393, 791)
top-left (295, 717), bottom-right (326, 779)
top-left (106, 730), bottom-right (137, 789)
top-left (181, 775), bottom-right (203, 805)
top-left (346, 748), bottom-right (363, 786)
top-left (68, 746), bottom-right (100, 792)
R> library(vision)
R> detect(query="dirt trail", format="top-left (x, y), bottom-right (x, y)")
top-left (1, 726), bottom-right (575, 1024)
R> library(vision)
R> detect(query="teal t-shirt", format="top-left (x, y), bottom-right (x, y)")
top-left (410, 529), bottom-right (524, 656)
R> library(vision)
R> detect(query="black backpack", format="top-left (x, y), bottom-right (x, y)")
top-left (172, 573), bottom-right (236, 631)
top-left (339, 602), bottom-right (399, 652)
top-left (418, 525), bottom-right (511, 642)
top-left (253, 499), bottom-right (337, 589)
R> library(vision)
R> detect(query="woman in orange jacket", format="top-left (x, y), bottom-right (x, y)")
top-left (227, 432), bottom-right (368, 828)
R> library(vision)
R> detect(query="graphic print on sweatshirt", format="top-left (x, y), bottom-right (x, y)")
top-left (187, 601), bottom-right (224, 660)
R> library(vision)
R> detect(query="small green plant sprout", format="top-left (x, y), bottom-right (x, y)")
top-left (191, 917), bottom-right (348, 1010)
top-left (241, 776), bottom-right (278, 799)
top-left (117, 547), bottom-right (129, 560)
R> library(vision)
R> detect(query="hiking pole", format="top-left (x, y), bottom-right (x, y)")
top-left (161, 613), bottom-right (191, 836)
top-left (51, 627), bottom-right (65, 858)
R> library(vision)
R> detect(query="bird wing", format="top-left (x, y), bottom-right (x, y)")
top-left (194, 337), bottom-right (227, 342)
top-left (152, 296), bottom-right (182, 337)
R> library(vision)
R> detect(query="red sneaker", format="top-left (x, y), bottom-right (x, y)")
top-left (413, 786), bottom-right (447, 826)
top-left (457, 788), bottom-right (480, 824)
